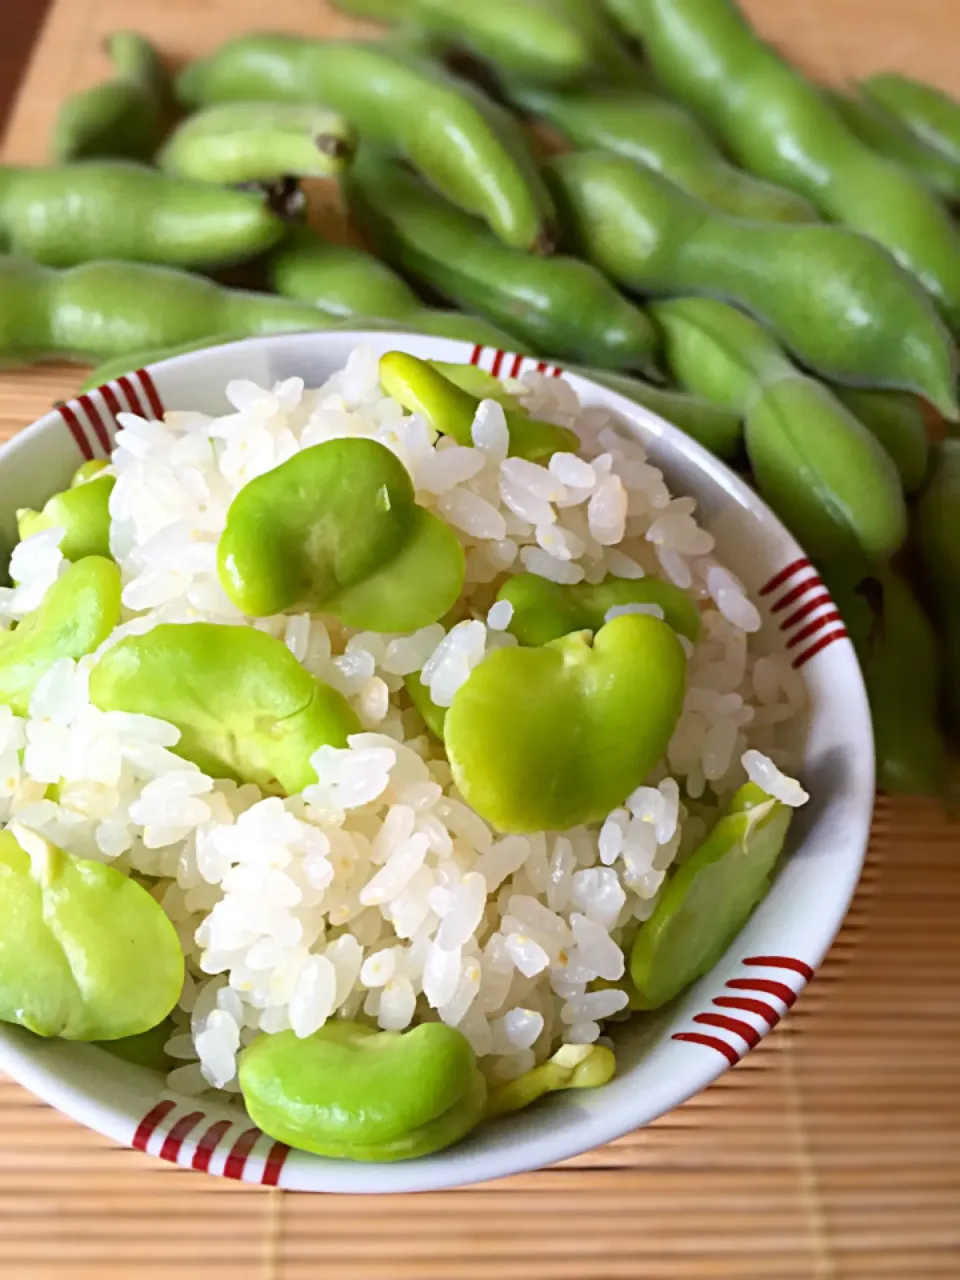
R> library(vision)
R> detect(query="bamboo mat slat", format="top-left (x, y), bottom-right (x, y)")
top-left (1, 2), bottom-right (959, 1277)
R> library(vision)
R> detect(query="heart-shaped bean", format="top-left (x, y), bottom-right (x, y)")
top-left (497, 573), bottom-right (702, 647)
top-left (0, 826), bottom-right (184, 1040)
top-left (445, 614), bottom-right (687, 832)
top-left (90, 622), bottom-right (359, 794)
top-left (380, 351), bottom-right (580, 461)
top-left (239, 1021), bottom-right (486, 1162)
top-left (0, 556), bottom-right (121, 715)
top-left (17, 470), bottom-right (115, 562)
top-left (629, 783), bottom-right (792, 1010)
top-left (217, 437), bottom-right (465, 630)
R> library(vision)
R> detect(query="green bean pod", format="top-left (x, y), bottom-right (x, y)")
top-left (830, 91), bottom-right (960, 203)
top-left (176, 35), bottom-right (555, 252)
top-left (157, 103), bottom-right (356, 184)
top-left (338, 0), bottom-right (600, 86)
top-left (52, 32), bottom-right (167, 163)
top-left (605, 0), bottom-right (960, 334)
top-left (514, 86), bottom-right (819, 223)
top-left (0, 257), bottom-right (332, 365)
top-left (832, 388), bottom-right (929, 493)
top-left (568, 365), bottom-right (742, 459)
top-left (915, 441), bottom-right (960, 732)
top-left (546, 150), bottom-right (958, 417)
top-left (829, 567), bottom-right (948, 796)
top-left (650, 296), bottom-right (907, 564)
top-left (345, 156), bottom-right (659, 373)
top-left (862, 73), bottom-right (960, 167)
top-left (0, 162), bottom-right (287, 270)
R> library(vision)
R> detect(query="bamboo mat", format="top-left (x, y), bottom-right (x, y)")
top-left (1, 2), bottom-right (959, 1277)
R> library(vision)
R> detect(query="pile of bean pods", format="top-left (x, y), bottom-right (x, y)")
top-left (6, 0), bottom-right (958, 799)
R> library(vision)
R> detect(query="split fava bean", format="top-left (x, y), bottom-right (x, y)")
top-left (606, 0), bottom-right (960, 336)
top-left (176, 35), bottom-right (555, 252)
top-left (379, 352), bottom-right (579, 461)
top-left (629, 782), bottom-right (792, 1009)
top-left (347, 155), bottom-right (660, 374)
top-left (52, 31), bottom-right (167, 163)
top-left (0, 162), bottom-right (288, 270)
top-left (0, 557), bottom-right (121, 716)
top-left (485, 1043), bottom-right (616, 1118)
top-left (546, 150), bottom-right (958, 418)
top-left (218, 437), bottom-right (465, 631)
top-left (17, 467), bottom-right (115, 561)
top-left (89, 622), bottom-right (360, 794)
top-left (650, 296), bottom-right (907, 565)
top-left (496, 573), bottom-right (702, 647)
top-left (157, 103), bottom-right (356, 185)
top-left (0, 825), bottom-right (183, 1040)
top-left (445, 615), bottom-right (687, 833)
top-left (239, 1021), bottom-right (487, 1161)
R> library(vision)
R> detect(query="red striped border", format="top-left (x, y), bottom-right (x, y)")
top-left (671, 955), bottom-right (813, 1066)
top-left (468, 344), bottom-right (565, 380)
top-left (757, 561), bottom-right (848, 670)
top-left (56, 369), bottom-right (166, 462)
top-left (132, 1104), bottom-right (290, 1186)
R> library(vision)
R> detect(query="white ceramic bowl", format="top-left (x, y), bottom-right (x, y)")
top-left (0, 331), bottom-right (874, 1193)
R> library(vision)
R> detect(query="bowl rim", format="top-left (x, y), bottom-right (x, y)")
top-left (0, 330), bottom-right (874, 1193)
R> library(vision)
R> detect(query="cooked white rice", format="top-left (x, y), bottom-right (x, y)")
top-left (0, 347), bottom-right (808, 1096)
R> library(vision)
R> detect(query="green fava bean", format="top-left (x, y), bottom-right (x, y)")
top-left (157, 103), bottom-right (356, 185)
top-left (606, 0), bottom-right (960, 338)
top-left (52, 32), bottom-right (167, 163)
top-left (0, 557), bottom-right (120, 716)
top-left (651, 297), bottom-right (907, 565)
top-left (629, 783), bottom-right (792, 1009)
top-left (486, 1043), bottom-right (615, 1118)
top-left (546, 150), bottom-right (958, 417)
top-left (89, 623), bottom-right (359, 793)
top-left (569, 366), bottom-right (743, 460)
top-left (380, 352), bottom-right (579, 461)
top-left (0, 258), bottom-right (333, 366)
top-left (405, 670), bottom-right (448, 740)
top-left (17, 473), bottom-right (114, 561)
top-left (0, 826), bottom-right (183, 1040)
top-left (218, 438), bottom-right (465, 631)
top-left (0, 162), bottom-right (287, 270)
top-left (862, 74), bottom-right (960, 169)
top-left (515, 85), bottom-right (819, 223)
top-left (346, 156), bottom-right (659, 374)
top-left (830, 91), bottom-right (960, 203)
top-left (830, 568), bottom-right (948, 796)
top-left (916, 441), bottom-right (960, 731)
top-left (239, 1021), bottom-right (487, 1161)
top-left (497, 573), bottom-right (701, 647)
top-left (445, 615), bottom-right (686, 833)
top-left (177, 35), bottom-right (555, 253)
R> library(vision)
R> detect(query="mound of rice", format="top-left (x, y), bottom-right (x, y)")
top-left (0, 347), bottom-right (808, 1097)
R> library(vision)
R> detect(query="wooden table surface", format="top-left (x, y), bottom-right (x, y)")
top-left (0, 3), bottom-right (959, 1278)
